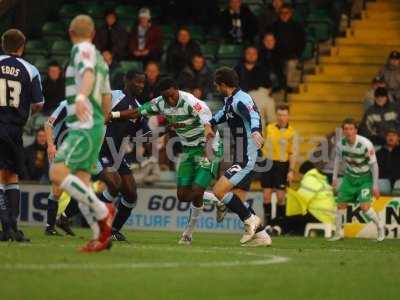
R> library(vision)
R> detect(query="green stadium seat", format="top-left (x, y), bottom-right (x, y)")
top-left (217, 58), bottom-right (239, 68)
top-left (115, 5), bottom-right (138, 21)
top-left (25, 40), bottom-right (48, 56)
top-left (379, 179), bottom-right (392, 196)
top-left (392, 179), bottom-right (400, 196)
top-left (301, 37), bottom-right (315, 61)
top-left (51, 40), bottom-right (72, 56)
top-left (119, 19), bottom-right (135, 32)
top-left (119, 60), bottom-right (142, 72)
top-left (200, 44), bottom-right (217, 60)
top-left (161, 25), bottom-right (176, 41)
top-left (85, 5), bottom-right (105, 19)
top-left (49, 56), bottom-right (69, 68)
top-left (188, 26), bottom-right (203, 42)
top-left (42, 22), bottom-right (66, 37)
top-left (33, 57), bottom-right (49, 73)
top-left (217, 44), bottom-right (243, 59)
top-left (23, 54), bottom-right (43, 65)
top-left (59, 3), bottom-right (84, 20)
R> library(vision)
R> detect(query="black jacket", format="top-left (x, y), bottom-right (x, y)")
top-left (24, 143), bottom-right (49, 181)
top-left (94, 22), bottom-right (128, 60)
top-left (360, 102), bottom-right (400, 145)
top-left (178, 65), bottom-right (214, 98)
top-left (234, 62), bottom-right (271, 92)
top-left (141, 79), bottom-right (160, 104)
top-left (166, 40), bottom-right (200, 78)
top-left (220, 4), bottom-right (258, 43)
top-left (42, 77), bottom-right (65, 115)
top-left (272, 19), bottom-right (306, 60)
top-left (377, 145), bottom-right (400, 185)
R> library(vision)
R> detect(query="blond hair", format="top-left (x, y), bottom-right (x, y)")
top-left (69, 15), bottom-right (95, 39)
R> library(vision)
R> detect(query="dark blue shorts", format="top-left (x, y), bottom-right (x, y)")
top-left (224, 161), bottom-right (255, 191)
top-left (0, 124), bottom-right (25, 176)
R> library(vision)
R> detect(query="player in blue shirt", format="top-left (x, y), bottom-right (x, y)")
top-left (205, 67), bottom-right (271, 246)
top-left (0, 29), bottom-right (44, 242)
top-left (97, 71), bottom-right (150, 241)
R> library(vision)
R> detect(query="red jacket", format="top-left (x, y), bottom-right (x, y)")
top-left (129, 24), bottom-right (163, 59)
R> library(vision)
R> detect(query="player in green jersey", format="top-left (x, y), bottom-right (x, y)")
top-left (330, 118), bottom-right (385, 242)
top-left (49, 15), bottom-right (115, 253)
top-left (109, 77), bottom-right (222, 244)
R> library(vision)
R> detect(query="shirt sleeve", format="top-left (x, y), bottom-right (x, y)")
top-left (138, 97), bottom-right (162, 116)
top-left (234, 98), bottom-right (261, 133)
top-left (47, 101), bottom-right (67, 128)
top-left (365, 140), bottom-right (377, 164)
top-left (30, 65), bottom-right (44, 104)
top-left (185, 95), bottom-right (212, 124)
top-left (210, 108), bottom-right (226, 126)
top-left (75, 44), bottom-right (96, 75)
top-left (102, 72), bottom-right (112, 95)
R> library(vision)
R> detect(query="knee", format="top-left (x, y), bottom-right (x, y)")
top-left (360, 203), bottom-right (370, 212)
top-left (123, 188), bottom-right (137, 205)
top-left (49, 164), bottom-right (68, 186)
top-left (177, 189), bottom-right (190, 202)
top-left (338, 204), bottom-right (347, 210)
top-left (213, 186), bottom-right (225, 200)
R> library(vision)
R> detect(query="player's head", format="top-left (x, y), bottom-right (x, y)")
top-left (69, 15), bottom-right (95, 44)
top-left (125, 70), bottom-right (145, 97)
top-left (299, 160), bottom-right (315, 175)
top-left (1, 29), bottom-right (26, 56)
top-left (158, 77), bottom-right (179, 106)
top-left (276, 103), bottom-right (290, 127)
top-left (374, 87), bottom-right (389, 107)
top-left (342, 118), bottom-right (358, 142)
top-left (214, 67), bottom-right (239, 96)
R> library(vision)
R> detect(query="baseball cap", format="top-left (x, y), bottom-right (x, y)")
top-left (389, 50), bottom-right (400, 59)
top-left (138, 7), bottom-right (151, 19)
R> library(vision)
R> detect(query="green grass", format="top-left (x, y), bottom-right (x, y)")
top-left (0, 226), bottom-right (399, 300)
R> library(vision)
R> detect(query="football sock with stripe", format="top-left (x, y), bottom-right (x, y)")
top-left (78, 203), bottom-right (100, 240)
top-left (61, 175), bottom-right (107, 221)
top-left (363, 208), bottom-right (381, 226)
top-left (5, 184), bottom-right (20, 232)
top-left (99, 189), bottom-right (116, 204)
top-left (203, 191), bottom-right (220, 206)
top-left (0, 184), bottom-right (10, 232)
top-left (112, 197), bottom-right (136, 232)
top-left (222, 192), bottom-right (251, 222)
top-left (46, 193), bottom-right (59, 229)
top-left (183, 204), bottom-right (203, 237)
top-left (335, 209), bottom-right (346, 235)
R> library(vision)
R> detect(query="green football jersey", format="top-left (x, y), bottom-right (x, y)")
top-left (65, 41), bottom-right (111, 129)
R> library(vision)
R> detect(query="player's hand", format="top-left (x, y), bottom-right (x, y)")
top-left (47, 144), bottom-right (57, 161)
top-left (104, 112), bottom-right (112, 124)
top-left (205, 124), bottom-right (215, 141)
top-left (252, 131), bottom-right (264, 149)
top-left (287, 170), bottom-right (294, 185)
top-left (373, 186), bottom-right (380, 199)
top-left (76, 97), bottom-right (91, 122)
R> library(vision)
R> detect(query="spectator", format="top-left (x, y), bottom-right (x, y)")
top-left (258, 0), bottom-right (284, 34)
top-left (378, 50), bottom-right (400, 101)
top-left (24, 128), bottom-right (49, 182)
top-left (166, 27), bottom-right (200, 78)
top-left (94, 9), bottom-right (128, 60)
top-left (376, 128), bottom-right (400, 187)
top-left (102, 50), bottom-right (122, 90)
top-left (142, 61), bottom-right (161, 103)
top-left (235, 46), bottom-right (275, 126)
top-left (360, 87), bottom-right (400, 146)
top-left (220, 0), bottom-right (258, 43)
top-left (258, 32), bottom-right (285, 91)
top-left (272, 4), bottom-right (305, 90)
top-left (178, 53), bottom-right (214, 100)
top-left (42, 61), bottom-right (65, 115)
top-left (129, 7), bottom-right (163, 63)
top-left (364, 76), bottom-right (393, 111)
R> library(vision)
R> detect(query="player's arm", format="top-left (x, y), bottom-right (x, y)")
top-left (44, 121), bottom-right (57, 161)
top-left (366, 142), bottom-right (380, 198)
top-left (110, 98), bottom-right (160, 121)
top-left (75, 69), bottom-right (95, 122)
top-left (30, 66), bottom-right (44, 113)
top-left (101, 72), bottom-right (112, 121)
top-left (234, 99), bottom-right (264, 149)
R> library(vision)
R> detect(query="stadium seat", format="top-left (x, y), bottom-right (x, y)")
top-left (161, 25), bottom-right (176, 41)
top-left (188, 26), bottom-right (204, 42)
top-left (217, 58), bottom-right (239, 68)
top-left (200, 44), bottom-right (217, 60)
top-left (379, 179), bottom-right (392, 195)
top-left (42, 22), bottom-right (66, 37)
top-left (120, 19), bottom-right (135, 32)
top-left (115, 5), bottom-right (138, 21)
top-left (217, 44), bottom-right (243, 59)
top-left (85, 5), bottom-right (105, 19)
top-left (49, 56), bottom-right (69, 68)
top-left (119, 60), bottom-right (142, 72)
top-left (25, 40), bottom-right (48, 56)
top-left (306, 13), bottom-right (334, 42)
top-left (51, 40), bottom-right (72, 56)
top-left (301, 37), bottom-right (316, 61)
top-left (33, 57), bottom-right (49, 73)
top-left (392, 179), bottom-right (400, 196)
top-left (59, 3), bottom-right (84, 20)
top-left (304, 223), bottom-right (334, 238)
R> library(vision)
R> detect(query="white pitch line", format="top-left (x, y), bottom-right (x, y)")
top-left (0, 246), bottom-right (290, 270)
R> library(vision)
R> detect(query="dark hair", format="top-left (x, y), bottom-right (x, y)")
top-left (374, 87), bottom-right (388, 98)
top-left (191, 52), bottom-right (204, 60)
top-left (262, 31), bottom-right (275, 39)
top-left (1, 29), bottom-right (25, 54)
top-left (158, 77), bottom-right (178, 91)
top-left (342, 118), bottom-right (358, 129)
top-left (104, 9), bottom-right (116, 18)
top-left (386, 128), bottom-right (398, 136)
top-left (125, 70), bottom-right (145, 81)
top-left (276, 103), bottom-right (289, 112)
top-left (48, 61), bottom-right (61, 68)
top-left (145, 60), bottom-right (160, 70)
top-left (215, 67), bottom-right (239, 88)
top-left (299, 160), bottom-right (315, 175)
top-left (280, 4), bottom-right (293, 11)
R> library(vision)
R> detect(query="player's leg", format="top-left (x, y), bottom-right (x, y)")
top-left (260, 159), bottom-right (274, 225)
top-left (45, 184), bottom-right (63, 236)
top-left (0, 169), bottom-right (9, 240)
top-left (357, 178), bottom-right (385, 241)
top-left (112, 172), bottom-right (138, 241)
top-left (274, 162), bottom-right (289, 221)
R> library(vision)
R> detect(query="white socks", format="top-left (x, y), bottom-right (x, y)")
top-left (78, 203), bottom-right (100, 240)
top-left (335, 209), bottom-right (346, 236)
top-left (183, 204), bottom-right (203, 237)
top-left (61, 174), bottom-right (107, 221)
top-left (364, 208), bottom-right (381, 227)
top-left (203, 191), bottom-right (220, 206)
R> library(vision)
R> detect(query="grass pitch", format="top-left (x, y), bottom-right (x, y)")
top-left (0, 226), bottom-right (399, 300)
